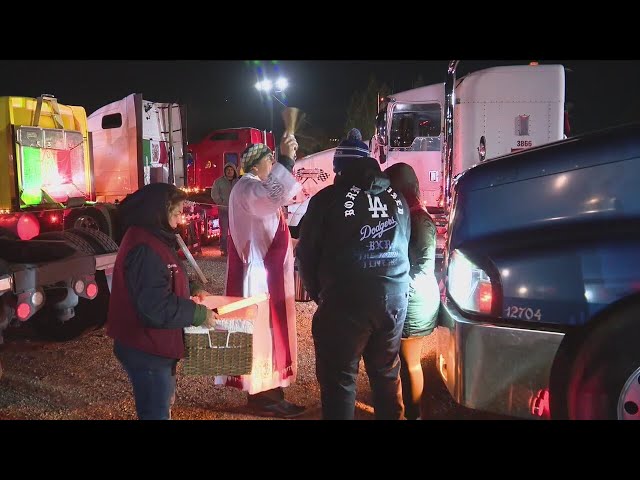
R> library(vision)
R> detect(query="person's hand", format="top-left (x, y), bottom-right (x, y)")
top-left (280, 134), bottom-right (298, 160)
top-left (190, 290), bottom-right (211, 304)
top-left (202, 309), bottom-right (219, 328)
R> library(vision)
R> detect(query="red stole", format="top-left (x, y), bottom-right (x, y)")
top-left (226, 214), bottom-right (293, 379)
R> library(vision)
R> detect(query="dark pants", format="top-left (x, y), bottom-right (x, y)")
top-left (219, 209), bottom-right (229, 254)
top-left (312, 292), bottom-right (408, 420)
top-left (114, 342), bottom-right (178, 420)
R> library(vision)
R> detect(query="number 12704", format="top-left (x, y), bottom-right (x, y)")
top-left (504, 306), bottom-right (542, 321)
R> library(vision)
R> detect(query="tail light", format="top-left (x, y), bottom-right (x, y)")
top-left (16, 302), bottom-right (31, 320)
top-left (0, 213), bottom-right (40, 240)
top-left (446, 250), bottom-right (493, 314)
top-left (14, 288), bottom-right (46, 321)
top-left (73, 277), bottom-right (98, 299)
top-left (85, 282), bottom-right (98, 299)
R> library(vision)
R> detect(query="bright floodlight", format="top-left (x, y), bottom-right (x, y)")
top-left (255, 79), bottom-right (273, 93)
top-left (275, 77), bottom-right (288, 92)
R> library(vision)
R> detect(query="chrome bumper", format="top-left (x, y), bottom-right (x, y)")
top-left (435, 299), bottom-right (565, 419)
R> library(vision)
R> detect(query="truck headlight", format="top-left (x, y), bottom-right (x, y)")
top-left (446, 250), bottom-right (493, 314)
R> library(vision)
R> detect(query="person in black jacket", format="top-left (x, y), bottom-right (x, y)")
top-left (296, 130), bottom-right (411, 420)
top-left (106, 183), bottom-right (217, 420)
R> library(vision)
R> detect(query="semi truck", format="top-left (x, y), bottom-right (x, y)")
top-left (187, 126), bottom-right (276, 191)
top-left (286, 61), bottom-right (568, 252)
top-left (87, 92), bottom-right (217, 247)
top-left (435, 121), bottom-right (640, 420)
top-left (0, 94), bottom-right (118, 359)
top-left (0, 92), bottom-right (213, 356)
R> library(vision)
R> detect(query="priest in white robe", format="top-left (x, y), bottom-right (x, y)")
top-left (218, 135), bottom-right (305, 418)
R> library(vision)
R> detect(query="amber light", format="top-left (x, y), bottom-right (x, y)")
top-left (477, 282), bottom-right (493, 314)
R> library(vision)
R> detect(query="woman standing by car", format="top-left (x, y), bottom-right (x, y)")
top-left (386, 162), bottom-right (440, 420)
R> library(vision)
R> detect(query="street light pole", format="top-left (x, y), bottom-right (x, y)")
top-left (269, 97), bottom-right (274, 133)
top-left (255, 77), bottom-right (288, 135)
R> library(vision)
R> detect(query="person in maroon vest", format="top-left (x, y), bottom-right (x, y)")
top-left (106, 183), bottom-right (217, 420)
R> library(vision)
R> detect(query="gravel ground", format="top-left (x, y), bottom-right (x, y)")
top-left (0, 245), bottom-right (507, 420)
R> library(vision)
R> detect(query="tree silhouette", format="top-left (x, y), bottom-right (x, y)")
top-left (294, 113), bottom-right (336, 157)
top-left (344, 75), bottom-right (391, 141)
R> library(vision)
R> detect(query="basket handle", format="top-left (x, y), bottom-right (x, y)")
top-left (207, 330), bottom-right (231, 349)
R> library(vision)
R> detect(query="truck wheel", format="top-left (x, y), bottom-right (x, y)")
top-left (64, 208), bottom-right (109, 235)
top-left (551, 299), bottom-right (640, 419)
top-left (30, 270), bottom-right (111, 342)
top-left (66, 228), bottom-right (118, 254)
top-left (34, 231), bottom-right (95, 255)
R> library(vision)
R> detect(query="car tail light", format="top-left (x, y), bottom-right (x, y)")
top-left (447, 250), bottom-right (493, 314)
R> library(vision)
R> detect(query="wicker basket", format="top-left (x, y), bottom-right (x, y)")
top-left (183, 323), bottom-right (253, 376)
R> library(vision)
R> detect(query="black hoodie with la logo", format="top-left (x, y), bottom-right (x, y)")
top-left (296, 157), bottom-right (411, 302)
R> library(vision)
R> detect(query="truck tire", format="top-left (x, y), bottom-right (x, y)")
top-left (30, 270), bottom-right (111, 342)
top-left (66, 227), bottom-right (119, 254)
top-left (64, 207), bottom-right (110, 236)
top-left (34, 231), bottom-right (95, 255)
top-left (551, 298), bottom-right (640, 420)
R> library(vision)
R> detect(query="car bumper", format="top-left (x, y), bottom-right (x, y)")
top-left (435, 299), bottom-right (565, 419)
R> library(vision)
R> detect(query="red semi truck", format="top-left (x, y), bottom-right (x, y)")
top-left (187, 127), bottom-right (276, 191)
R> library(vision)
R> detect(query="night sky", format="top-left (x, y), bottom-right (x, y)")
top-left (1, 60), bottom-right (639, 144)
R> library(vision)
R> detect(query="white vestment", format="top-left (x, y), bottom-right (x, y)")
top-left (216, 163), bottom-right (302, 394)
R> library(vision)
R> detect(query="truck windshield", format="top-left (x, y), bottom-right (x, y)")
top-left (16, 127), bottom-right (88, 206)
top-left (390, 103), bottom-right (441, 151)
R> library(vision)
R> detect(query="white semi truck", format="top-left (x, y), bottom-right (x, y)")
top-left (287, 61), bottom-right (568, 254)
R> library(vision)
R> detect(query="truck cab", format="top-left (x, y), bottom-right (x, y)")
top-left (371, 63), bottom-right (566, 210)
top-left (187, 127), bottom-right (276, 191)
top-left (436, 122), bottom-right (640, 420)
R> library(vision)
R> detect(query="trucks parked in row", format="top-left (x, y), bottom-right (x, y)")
top-left (0, 92), bottom-right (218, 366)
top-left (286, 61), bottom-right (568, 255)
top-left (0, 94), bottom-right (119, 364)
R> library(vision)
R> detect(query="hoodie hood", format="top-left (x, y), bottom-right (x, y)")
top-left (336, 156), bottom-right (390, 195)
top-left (117, 183), bottom-right (184, 247)
top-left (223, 162), bottom-right (239, 179)
top-left (385, 162), bottom-right (421, 208)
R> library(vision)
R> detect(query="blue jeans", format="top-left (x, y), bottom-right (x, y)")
top-left (312, 292), bottom-right (408, 420)
top-left (114, 342), bottom-right (177, 420)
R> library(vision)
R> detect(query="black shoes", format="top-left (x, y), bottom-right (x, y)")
top-left (248, 400), bottom-right (306, 419)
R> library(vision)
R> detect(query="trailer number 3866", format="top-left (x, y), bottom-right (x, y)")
top-left (505, 306), bottom-right (542, 321)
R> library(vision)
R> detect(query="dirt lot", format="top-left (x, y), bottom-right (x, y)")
top-left (0, 245), bottom-right (507, 420)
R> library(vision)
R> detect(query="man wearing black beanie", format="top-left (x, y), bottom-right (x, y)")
top-left (296, 129), bottom-right (411, 420)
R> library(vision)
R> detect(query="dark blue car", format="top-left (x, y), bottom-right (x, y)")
top-left (435, 122), bottom-right (640, 420)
